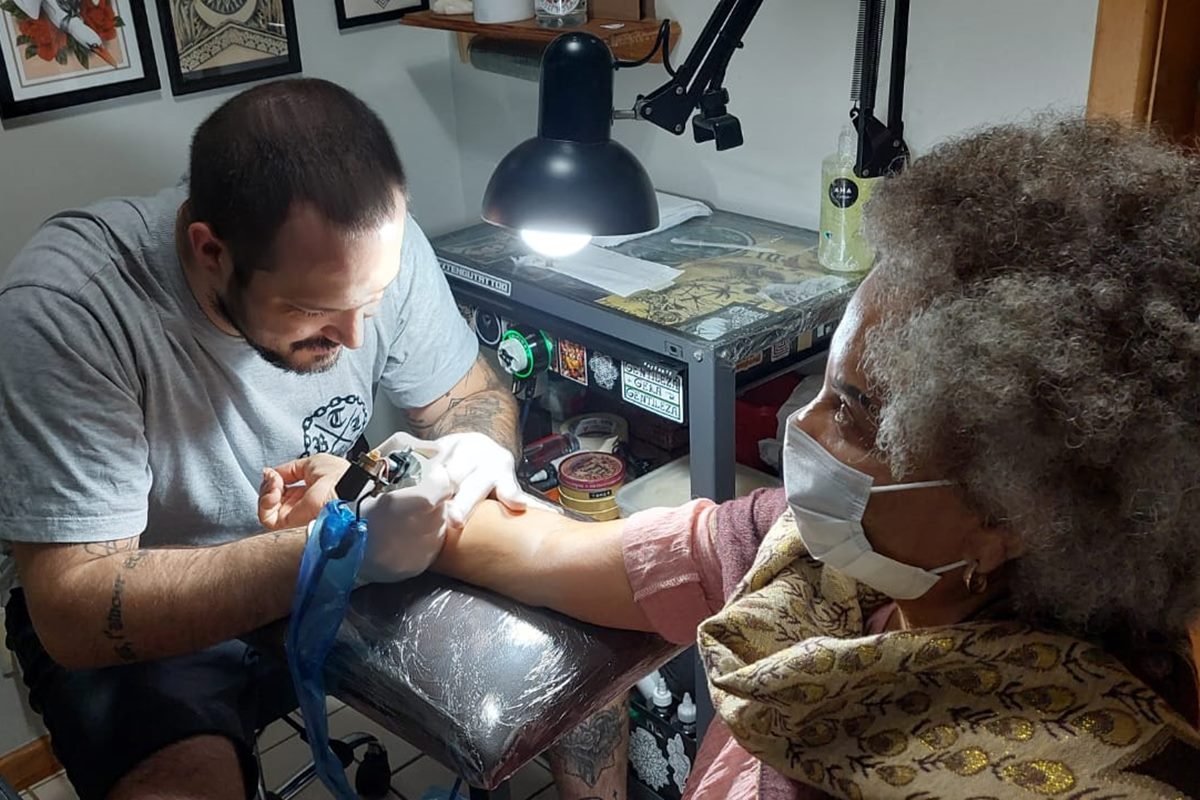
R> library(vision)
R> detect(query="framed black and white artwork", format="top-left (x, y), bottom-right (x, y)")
top-left (335, 0), bottom-right (428, 30)
top-left (156, 0), bottom-right (302, 96)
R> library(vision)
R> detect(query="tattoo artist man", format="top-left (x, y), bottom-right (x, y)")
top-left (0, 79), bottom-right (551, 800)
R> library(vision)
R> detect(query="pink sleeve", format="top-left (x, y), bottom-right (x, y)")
top-left (621, 499), bottom-right (724, 645)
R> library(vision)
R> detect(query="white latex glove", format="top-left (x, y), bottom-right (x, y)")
top-left (376, 431), bottom-right (528, 529)
top-left (375, 430), bottom-right (443, 461)
top-left (356, 462), bottom-right (456, 584)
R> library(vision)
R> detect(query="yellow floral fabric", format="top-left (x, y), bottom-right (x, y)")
top-left (697, 510), bottom-right (1200, 798)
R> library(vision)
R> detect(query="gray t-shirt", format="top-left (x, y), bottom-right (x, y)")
top-left (0, 186), bottom-right (478, 599)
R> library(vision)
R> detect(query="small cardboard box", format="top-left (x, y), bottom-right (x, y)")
top-left (590, 0), bottom-right (656, 21)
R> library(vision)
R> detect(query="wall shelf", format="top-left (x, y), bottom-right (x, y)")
top-left (400, 11), bottom-right (680, 63)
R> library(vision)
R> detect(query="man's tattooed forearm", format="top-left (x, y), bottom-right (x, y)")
top-left (122, 550), bottom-right (150, 570)
top-left (101, 573), bottom-right (137, 663)
top-left (550, 707), bottom-right (624, 787)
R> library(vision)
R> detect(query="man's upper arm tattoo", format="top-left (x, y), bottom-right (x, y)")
top-left (82, 538), bottom-right (138, 562)
top-left (409, 359), bottom-right (489, 435)
top-left (410, 357), bottom-right (520, 453)
top-left (478, 357), bottom-right (509, 392)
top-left (410, 395), bottom-right (465, 436)
top-left (436, 393), bottom-right (507, 435)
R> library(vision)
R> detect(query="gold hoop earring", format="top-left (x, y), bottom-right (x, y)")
top-left (963, 560), bottom-right (989, 595)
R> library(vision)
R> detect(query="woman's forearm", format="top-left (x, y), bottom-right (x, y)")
top-left (434, 501), bottom-right (654, 632)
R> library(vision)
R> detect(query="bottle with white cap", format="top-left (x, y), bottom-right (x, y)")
top-left (651, 674), bottom-right (674, 722)
top-left (817, 124), bottom-right (879, 273)
top-left (674, 692), bottom-right (697, 737)
top-left (634, 670), bottom-right (662, 705)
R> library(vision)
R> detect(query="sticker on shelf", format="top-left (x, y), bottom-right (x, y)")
top-left (770, 338), bottom-right (790, 362)
top-left (735, 351), bottom-right (764, 372)
top-left (439, 259), bottom-right (512, 297)
top-left (621, 362), bottom-right (684, 423)
top-left (473, 310), bottom-right (507, 347)
top-left (630, 728), bottom-right (670, 791)
top-left (667, 734), bottom-right (692, 792)
top-left (558, 340), bottom-right (588, 386)
top-left (589, 352), bottom-right (620, 391)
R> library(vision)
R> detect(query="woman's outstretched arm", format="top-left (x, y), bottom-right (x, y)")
top-left (433, 501), bottom-right (655, 632)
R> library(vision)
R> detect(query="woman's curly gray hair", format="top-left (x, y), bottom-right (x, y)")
top-left (862, 118), bottom-right (1200, 639)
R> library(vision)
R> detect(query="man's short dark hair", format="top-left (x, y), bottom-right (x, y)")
top-left (188, 78), bottom-right (407, 283)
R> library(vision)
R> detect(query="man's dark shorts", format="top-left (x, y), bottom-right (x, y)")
top-left (5, 589), bottom-right (297, 800)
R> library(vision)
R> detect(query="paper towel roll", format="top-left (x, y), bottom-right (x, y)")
top-left (559, 414), bottom-right (629, 454)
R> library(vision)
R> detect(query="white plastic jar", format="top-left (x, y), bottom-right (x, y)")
top-left (474, 0), bottom-right (535, 23)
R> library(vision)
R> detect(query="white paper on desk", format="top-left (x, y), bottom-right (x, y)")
top-left (592, 192), bottom-right (712, 248)
top-left (513, 247), bottom-right (681, 297)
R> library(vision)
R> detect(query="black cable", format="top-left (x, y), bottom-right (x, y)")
top-left (613, 19), bottom-right (663, 69)
top-left (614, 19), bottom-right (675, 76)
top-left (662, 21), bottom-right (676, 77)
top-left (519, 397), bottom-right (532, 436)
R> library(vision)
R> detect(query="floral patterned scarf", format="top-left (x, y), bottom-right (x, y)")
top-left (697, 509), bottom-right (1200, 798)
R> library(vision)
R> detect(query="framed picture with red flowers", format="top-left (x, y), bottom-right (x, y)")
top-left (0, 0), bottom-right (160, 119)
top-left (156, 0), bottom-right (302, 97)
top-left (335, 0), bottom-right (428, 30)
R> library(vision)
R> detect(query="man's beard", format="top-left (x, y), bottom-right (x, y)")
top-left (213, 287), bottom-right (341, 375)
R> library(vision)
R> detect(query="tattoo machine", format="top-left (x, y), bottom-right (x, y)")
top-left (334, 447), bottom-right (422, 517)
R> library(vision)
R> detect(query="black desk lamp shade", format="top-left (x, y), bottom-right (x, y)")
top-left (482, 32), bottom-right (659, 240)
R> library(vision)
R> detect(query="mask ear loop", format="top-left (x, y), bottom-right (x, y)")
top-left (870, 479), bottom-right (968, 579)
top-left (870, 479), bottom-right (955, 493)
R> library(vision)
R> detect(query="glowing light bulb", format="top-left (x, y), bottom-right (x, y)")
top-left (520, 229), bottom-right (592, 258)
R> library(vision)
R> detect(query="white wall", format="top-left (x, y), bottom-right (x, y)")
top-left (0, 3), bottom-right (467, 267)
top-left (0, 3), bottom-right (466, 757)
top-left (451, 0), bottom-right (1100, 231)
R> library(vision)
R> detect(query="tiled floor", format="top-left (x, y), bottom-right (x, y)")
top-left (18, 701), bottom-right (558, 800)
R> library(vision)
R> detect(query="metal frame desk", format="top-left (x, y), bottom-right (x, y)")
top-left (432, 210), bottom-right (859, 502)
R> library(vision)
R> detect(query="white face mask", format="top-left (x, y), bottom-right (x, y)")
top-left (783, 421), bottom-right (966, 600)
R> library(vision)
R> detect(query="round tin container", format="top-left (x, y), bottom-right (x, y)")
top-left (558, 452), bottom-right (625, 518)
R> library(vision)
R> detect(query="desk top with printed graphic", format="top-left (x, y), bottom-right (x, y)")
top-left (432, 211), bottom-right (862, 366)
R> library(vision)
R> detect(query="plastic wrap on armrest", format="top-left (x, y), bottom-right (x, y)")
top-left (249, 574), bottom-right (681, 789)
